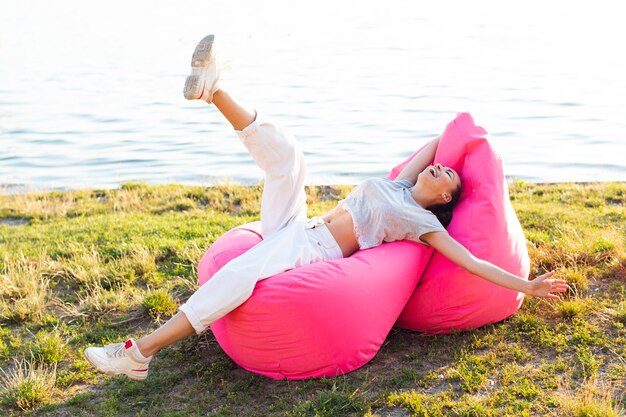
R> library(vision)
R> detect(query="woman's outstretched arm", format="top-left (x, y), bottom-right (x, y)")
top-left (421, 231), bottom-right (569, 299)
top-left (395, 136), bottom-right (440, 184)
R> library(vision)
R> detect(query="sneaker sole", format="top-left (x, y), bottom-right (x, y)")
top-left (183, 34), bottom-right (215, 100)
top-left (83, 348), bottom-right (148, 381)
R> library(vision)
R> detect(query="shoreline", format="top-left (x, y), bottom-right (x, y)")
top-left (1, 181), bottom-right (623, 227)
top-left (1, 179), bottom-right (625, 197)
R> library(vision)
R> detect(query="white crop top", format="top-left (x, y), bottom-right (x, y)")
top-left (338, 177), bottom-right (445, 249)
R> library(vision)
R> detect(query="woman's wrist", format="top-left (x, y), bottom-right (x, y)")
top-left (474, 260), bottom-right (531, 294)
top-left (521, 279), bottom-right (533, 295)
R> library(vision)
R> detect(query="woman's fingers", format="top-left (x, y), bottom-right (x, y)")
top-left (549, 280), bottom-right (570, 292)
top-left (549, 280), bottom-right (569, 292)
top-left (534, 270), bottom-right (557, 282)
top-left (530, 270), bottom-right (572, 298)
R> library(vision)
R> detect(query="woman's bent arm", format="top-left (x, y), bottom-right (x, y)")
top-left (421, 231), bottom-right (569, 299)
top-left (395, 137), bottom-right (440, 184)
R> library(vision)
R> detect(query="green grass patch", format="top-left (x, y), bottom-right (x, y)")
top-left (0, 181), bottom-right (624, 416)
top-left (142, 288), bottom-right (178, 321)
top-left (557, 298), bottom-right (588, 318)
top-left (0, 359), bottom-right (56, 411)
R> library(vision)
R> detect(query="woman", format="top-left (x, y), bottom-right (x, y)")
top-left (84, 35), bottom-right (568, 380)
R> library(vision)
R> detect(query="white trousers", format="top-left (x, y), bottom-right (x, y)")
top-left (179, 114), bottom-right (344, 334)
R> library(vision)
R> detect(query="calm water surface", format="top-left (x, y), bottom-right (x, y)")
top-left (1, 0), bottom-right (625, 193)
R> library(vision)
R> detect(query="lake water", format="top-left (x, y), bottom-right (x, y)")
top-left (1, 0), bottom-right (625, 193)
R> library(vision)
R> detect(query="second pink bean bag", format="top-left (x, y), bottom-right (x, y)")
top-left (391, 112), bottom-right (530, 333)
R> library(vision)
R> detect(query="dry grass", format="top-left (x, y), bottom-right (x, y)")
top-left (0, 255), bottom-right (51, 322)
top-left (555, 378), bottom-right (625, 417)
top-left (0, 358), bottom-right (57, 411)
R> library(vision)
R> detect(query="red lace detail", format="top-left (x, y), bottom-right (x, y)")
top-left (198, 82), bottom-right (206, 99)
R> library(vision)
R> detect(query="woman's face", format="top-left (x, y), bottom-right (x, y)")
top-left (417, 163), bottom-right (461, 204)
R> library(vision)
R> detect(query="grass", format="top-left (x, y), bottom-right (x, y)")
top-left (0, 181), bottom-right (624, 416)
top-left (142, 288), bottom-right (178, 321)
top-left (0, 358), bottom-right (57, 411)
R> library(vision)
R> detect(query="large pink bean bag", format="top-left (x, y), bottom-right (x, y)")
top-left (198, 226), bottom-right (432, 380)
top-left (391, 112), bottom-right (530, 333)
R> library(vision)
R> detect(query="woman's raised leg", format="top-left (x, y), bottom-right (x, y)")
top-left (185, 39), bottom-right (312, 231)
top-left (183, 34), bottom-right (308, 235)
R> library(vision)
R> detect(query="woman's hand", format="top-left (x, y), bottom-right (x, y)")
top-left (526, 270), bottom-right (569, 299)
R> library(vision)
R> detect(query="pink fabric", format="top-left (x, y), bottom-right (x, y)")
top-left (198, 222), bottom-right (432, 380)
top-left (390, 112), bottom-right (530, 333)
top-left (197, 111), bottom-right (530, 378)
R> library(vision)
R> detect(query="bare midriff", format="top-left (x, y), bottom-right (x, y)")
top-left (321, 205), bottom-right (360, 258)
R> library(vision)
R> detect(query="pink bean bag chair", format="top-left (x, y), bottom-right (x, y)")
top-left (197, 111), bottom-right (529, 379)
top-left (198, 227), bottom-right (432, 380)
top-left (391, 112), bottom-right (530, 333)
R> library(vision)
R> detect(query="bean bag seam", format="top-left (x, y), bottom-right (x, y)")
top-left (235, 226), bottom-right (263, 240)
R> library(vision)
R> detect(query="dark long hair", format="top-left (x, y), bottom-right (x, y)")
top-left (426, 183), bottom-right (462, 228)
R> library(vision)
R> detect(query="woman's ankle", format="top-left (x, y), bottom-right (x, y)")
top-left (212, 88), bottom-right (224, 100)
top-left (135, 339), bottom-right (157, 358)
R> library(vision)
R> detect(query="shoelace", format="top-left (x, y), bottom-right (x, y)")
top-left (105, 343), bottom-right (127, 359)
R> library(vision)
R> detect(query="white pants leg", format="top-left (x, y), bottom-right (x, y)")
top-left (179, 114), bottom-right (343, 334)
top-left (237, 114), bottom-right (308, 236)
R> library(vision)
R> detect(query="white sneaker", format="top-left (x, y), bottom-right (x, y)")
top-left (84, 339), bottom-right (152, 381)
top-left (183, 34), bottom-right (221, 103)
